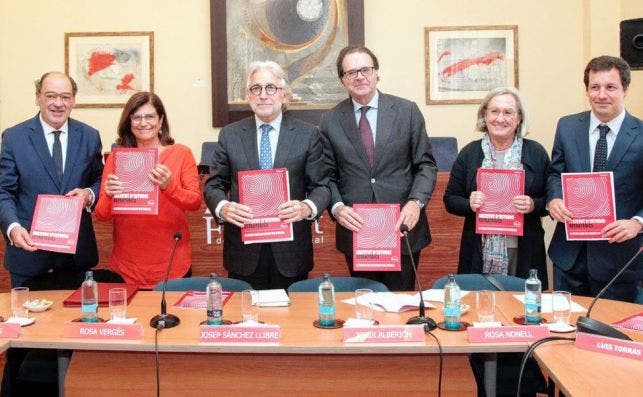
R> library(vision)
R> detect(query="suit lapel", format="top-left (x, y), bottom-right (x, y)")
top-left (607, 112), bottom-right (638, 170)
top-left (338, 99), bottom-right (371, 169)
top-left (273, 115), bottom-right (295, 168)
top-left (27, 116), bottom-right (62, 190)
top-left (373, 93), bottom-right (396, 171)
top-left (240, 118), bottom-right (260, 170)
top-left (573, 112), bottom-right (592, 171)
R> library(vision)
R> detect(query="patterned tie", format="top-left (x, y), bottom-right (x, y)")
top-left (259, 124), bottom-right (272, 169)
top-left (359, 106), bottom-right (375, 166)
top-left (592, 124), bottom-right (609, 172)
top-left (52, 130), bottom-right (63, 181)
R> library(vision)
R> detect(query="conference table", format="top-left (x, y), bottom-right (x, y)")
top-left (1, 290), bottom-right (640, 396)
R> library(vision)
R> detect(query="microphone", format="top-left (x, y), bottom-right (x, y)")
top-left (400, 224), bottom-right (437, 331)
top-left (150, 231), bottom-right (183, 329)
top-left (575, 246), bottom-right (642, 340)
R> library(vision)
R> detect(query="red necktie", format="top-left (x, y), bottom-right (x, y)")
top-left (359, 106), bottom-right (374, 166)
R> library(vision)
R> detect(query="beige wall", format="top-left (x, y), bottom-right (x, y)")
top-left (0, 0), bottom-right (641, 158)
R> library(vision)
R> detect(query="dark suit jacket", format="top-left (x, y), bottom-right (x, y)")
top-left (0, 114), bottom-right (103, 279)
top-left (547, 111), bottom-right (643, 281)
top-left (443, 138), bottom-right (550, 288)
top-left (203, 114), bottom-right (331, 277)
top-left (319, 92), bottom-right (437, 255)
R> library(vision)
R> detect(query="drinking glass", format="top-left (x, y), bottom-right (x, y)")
top-left (476, 290), bottom-right (496, 323)
top-left (354, 288), bottom-right (373, 321)
top-left (552, 291), bottom-right (571, 325)
top-left (241, 289), bottom-right (259, 323)
top-left (11, 287), bottom-right (29, 319)
top-left (108, 287), bottom-right (127, 321)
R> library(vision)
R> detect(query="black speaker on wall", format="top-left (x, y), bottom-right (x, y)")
top-left (620, 18), bottom-right (643, 69)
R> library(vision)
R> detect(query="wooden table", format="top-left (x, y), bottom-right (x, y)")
top-left (494, 292), bottom-right (643, 397)
top-left (0, 290), bottom-right (530, 396)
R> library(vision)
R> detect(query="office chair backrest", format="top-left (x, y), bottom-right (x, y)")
top-left (428, 137), bottom-right (458, 172)
top-left (431, 273), bottom-right (525, 292)
top-left (287, 277), bottom-right (389, 293)
top-left (154, 277), bottom-right (253, 292)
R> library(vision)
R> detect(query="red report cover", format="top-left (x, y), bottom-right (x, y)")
top-left (30, 194), bottom-right (83, 254)
top-left (562, 172), bottom-right (616, 240)
top-left (112, 148), bottom-right (159, 215)
top-left (63, 283), bottom-right (139, 307)
top-left (352, 204), bottom-right (401, 272)
top-left (238, 168), bottom-right (293, 244)
top-left (475, 168), bottom-right (525, 236)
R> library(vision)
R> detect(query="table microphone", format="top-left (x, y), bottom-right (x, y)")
top-left (575, 246), bottom-right (642, 341)
top-left (400, 224), bottom-right (437, 331)
top-left (150, 231), bottom-right (183, 329)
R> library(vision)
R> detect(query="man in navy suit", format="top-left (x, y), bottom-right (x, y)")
top-left (320, 46), bottom-right (437, 291)
top-left (0, 71), bottom-right (103, 288)
top-left (204, 61), bottom-right (330, 290)
top-left (547, 56), bottom-right (642, 302)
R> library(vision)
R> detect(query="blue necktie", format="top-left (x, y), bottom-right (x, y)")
top-left (52, 130), bottom-right (63, 181)
top-left (259, 124), bottom-right (272, 169)
top-left (592, 124), bottom-right (609, 172)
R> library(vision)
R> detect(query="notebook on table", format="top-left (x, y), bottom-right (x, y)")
top-left (63, 283), bottom-right (139, 307)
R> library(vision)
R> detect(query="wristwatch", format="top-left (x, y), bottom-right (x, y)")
top-left (410, 198), bottom-right (424, 209)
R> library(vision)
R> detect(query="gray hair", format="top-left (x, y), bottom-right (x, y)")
top-left (246, 61), bottom-right (292, 96)
top-left (475, 86), bottom-right (529, 137)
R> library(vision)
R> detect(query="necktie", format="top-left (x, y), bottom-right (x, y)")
top-left (259, 124), bottom-right (272, 169)
top-left (592, 124), bottom-right (609, 171)
top-left (359, 106), bottom-right (375, 166)
top-left (52, 130), bottom-right (63, 181)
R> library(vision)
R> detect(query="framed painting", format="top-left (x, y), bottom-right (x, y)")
top-left (65, 31), bottom-right (154, 108)
top-left (211, 0), bottom-right (364, 127)
top-left (425, 25), bottom-right (518, 105)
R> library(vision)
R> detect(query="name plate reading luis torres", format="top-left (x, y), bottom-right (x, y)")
top-left (575, 332), bottom-right (643, 361)
top-left (343, 325), bottom-right (425, 343)
top-left (200, 324), bottom-right (281, 343)
top-left (467, 325), bottom-right (549, 343)
top-left (0, 323), bottom-right (21, 338)
top-left (63, 322), bottom-right (143, 340)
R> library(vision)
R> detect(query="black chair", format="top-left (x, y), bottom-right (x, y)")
top-left (428, 137), bottom-right (458, 171)
top-left (198, 141), bottom-right (216, 175)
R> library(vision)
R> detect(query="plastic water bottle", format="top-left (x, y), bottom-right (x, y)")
top-left (443, 273), bottom-right (461, 330)
top-left (206, 272), bottom-right (223, 325)
top-left (81, 271), bottom-right (99, 322)
top-left (524, 269), bottom-right (542, 324)
top-left (318, 273), bottom-right (336, 327)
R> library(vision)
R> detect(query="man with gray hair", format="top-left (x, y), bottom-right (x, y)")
top-left (204, 61), bottom-right (330, 289)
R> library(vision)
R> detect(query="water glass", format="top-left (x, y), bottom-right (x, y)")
top-left (11, 287), bottom-right (29, 319)
top-left (552, 291), bottom-right (572, 325)
top-left (476, 290), bottom-right (496, 323)
top-left (108, 287), bottom-right (127, 321)
top-left (241, 289), bottom-right (259, 323)
top-left (354, 288), bottom-right (373, 321)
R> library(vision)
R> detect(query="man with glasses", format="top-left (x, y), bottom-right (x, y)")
top-left (320, 46), bottom-right (437, 291)
top-left (204, 61), bottom-right (330, 289)
top-left (0, 71), bottom-right (103, 288)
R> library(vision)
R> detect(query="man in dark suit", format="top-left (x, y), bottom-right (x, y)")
top-left (204, 61), bottom-right (330, 290)
top-left (0, 71), bottom-right (103, 288)
top-left (320, 46), bottom-right (437, 291)
top-left (548, 56), bottom-right (642, 302)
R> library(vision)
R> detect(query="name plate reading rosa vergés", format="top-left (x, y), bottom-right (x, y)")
top-left (30, 194), bottom-right (83, 254)
top-left (238, 168), bottom-right (293, 244)
top-left (63, 322), bottom-right (143, 340)
top-left (112, 148), bottom-right (159, 215)
top-left (0, 323), bottom-right (21, 338)
top-left (352, 204), bottom-right (401, 271)
top-left (475, 168), bottom-right (525, 236)
top-left (562, 172), bottom-right (615, 240)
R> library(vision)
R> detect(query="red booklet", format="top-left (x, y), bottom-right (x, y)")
top-left (112, 148), bottom-right (159, 215)
top-left (562, 172), bottom-right (616, 240)
top-left (172, 290), bottom-right (233, 309)
top-left (63, 283), bottom-right (139, 307)
top-left (352, 204), bottom-right (401, 272)
top-left (30, 194), bottom-right (83, 254)
top-left (238, 168), bottom-right (293, 244)
top-left (613, 312), bottom-right (643, 332)
top-left (475, 168), bottom-right (525, 236)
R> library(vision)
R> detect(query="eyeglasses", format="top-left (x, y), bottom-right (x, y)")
top-left (43, 92), bottom-right (73, 104)
top-left (130, 114), bottom-right (158, 124)
top-left (342, 66), bottom-right (375, 80)
top-left (487, 108), bottom-right (518, 120)
top-left (248, 84), bottom-right (283, 96)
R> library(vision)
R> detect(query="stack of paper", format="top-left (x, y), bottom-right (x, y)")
top-left (255, 289), bottom-right (290, 307)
